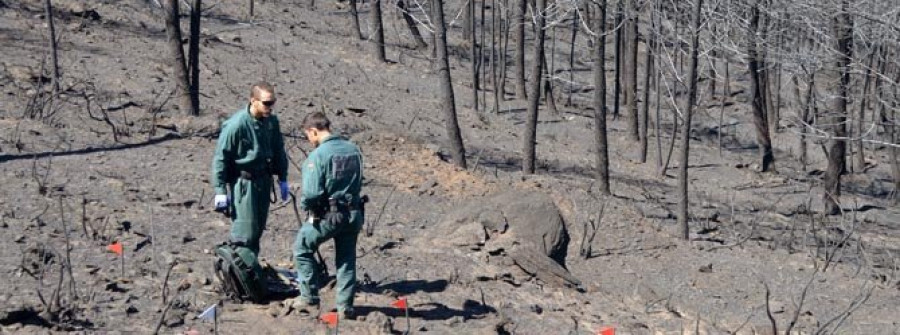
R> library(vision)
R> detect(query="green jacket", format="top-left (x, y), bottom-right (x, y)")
top-left (300, 135), bottom-right (363, 211)
top-left (211, 106), bottom-right (288, 195)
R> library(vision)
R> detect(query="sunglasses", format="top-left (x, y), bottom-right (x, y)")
top-left (260, 100), bottom-right (276, 107)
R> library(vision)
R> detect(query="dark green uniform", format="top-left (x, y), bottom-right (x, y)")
top-left (211, 106), bottom-right (288, 255)
top-left (293, 135), bottom-right (364, 312)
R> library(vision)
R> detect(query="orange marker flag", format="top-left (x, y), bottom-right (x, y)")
top-left (107, 242), bottom-right (123, 256)
top-left (598, 326), bottom-right (615, 335)
top-left (391, 297), bottom-right (408, 309)
top-left (320, 312), bottom-right (339, 328)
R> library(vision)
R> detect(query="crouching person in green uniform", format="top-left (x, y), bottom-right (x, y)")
top-left (294, 112), bottom-right (364, 319)
top-left (211, 82), bottom-right (289, 255)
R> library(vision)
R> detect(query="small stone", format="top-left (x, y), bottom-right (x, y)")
top-left (125, 305), bottom-right (139, 315)
top-left (182, 234), bottom-right (195, 244)
top-left (699, 263), bottom-right (713, 273)
top-left (530, 304), bottom-right (543, 314)
top-left (13, 235), bottom-right (25, 243)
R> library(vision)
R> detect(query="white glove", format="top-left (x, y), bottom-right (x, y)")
top-left (214, 194), bottom-right (229, 210)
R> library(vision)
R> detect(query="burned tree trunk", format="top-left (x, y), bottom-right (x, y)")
top-left (677, 0), bottom-right (703, 240)
top-left (434, 0), bottom-right (467, 169)
top-left (566, 8), bottom-right (578, 107)
top-left (523, 0), bottom-right (547, 174)
top-left (492, 0), bottom-right (500, 112)
top-left (372, 0), bottom-right (387, 62)
top-left (623, 0), bottom-right (639, 142)
top-left (794, 72), bottom-right (814, 171)
top-left (44, 0), bottom-right (60, 96)
top-left (471, 0), bottom-right (480, 112)
top-left (612, 0), bottom-right (623, 118)
top-left (747, 1), bottom-right (774, 172)
top-left (164, 0), bottom-right (195, 116)
top-left (855, 51), bottom-right (875, 172)
top-left (188, 0), bottom-right (201, 116)
top-left (350, 0), bottom-right (363, 39)
top-left (464, 0), bottom-right (473, 41)
top-left (541, 51), bottom-right (559, 116)
top-left (593, 0), bottom-right (610, 195)
top-left (513, 0), bottom-right (527, 99)
top-left (397, 0), bottom-right (427, 48)
top-left (499, 0), bottom-right (511, 101)
top-left (639, 5), bottom-right (653, 163)
top-left (823, 0), bottom-right (852, 215)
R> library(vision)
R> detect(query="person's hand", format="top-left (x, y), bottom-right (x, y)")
top-left (279, 181), bottom-right (290, 202)
top-left (214, 194), bottom-right (229, 211)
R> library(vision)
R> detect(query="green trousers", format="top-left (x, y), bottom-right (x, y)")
top-left (293, 210), bottom-right (363, 310)
top-left (229, 177), bottom-right (272, 255)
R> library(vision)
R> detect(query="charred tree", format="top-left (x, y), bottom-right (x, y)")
top-left (188, 0), bottom-right (201, 117)
top-left (434, 0), bottom-right (467, 169)
top-left (492, 0), bottom-right (501, 112)
top-left (471, 0), bottom-right (480, 111)
top-left (677, 0), bottom-right (703, 240)
top-left (44, 0), bottom-right (60, 96)
top-left (513, 0), bottom-right (527, 98)
top-left (747, 1), bottom-right (774, 172)
top-left (612, 0), bottom-right (623, 118)
top-left (541, 51), bottom-right (559, 116)
top-left (499, 0), bottom-right (511, 101)
top-left (523, 0), bottom-right (547, 174)
top-left (823, 0), bottom-right (852, 215)
top-left (593, 0), bottom-right (610, 195)
top-left (623, 0), bottom-right (639, 141)
top-left (639, 3), bottom-right (653, 163)
top-left (464, 0), bottom-right (473, 41)
top-left (350, 0), bottom-right (363, 39)
top-left (855, 50), bottom-right (876, 172)
top-left (566, 8), bottom-right (578, 107)
top-left (164, 0), bottom-right (195, 116)
top-left (372, 0), bottom-right (387, 62)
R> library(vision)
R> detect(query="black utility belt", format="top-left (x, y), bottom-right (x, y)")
top-left (239, 170), bottom-right (270, 180)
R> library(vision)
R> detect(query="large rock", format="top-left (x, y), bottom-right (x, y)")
top-left (432, 191), bottom-right (580, 288)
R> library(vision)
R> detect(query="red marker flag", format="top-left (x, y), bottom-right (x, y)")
top-left (107, 242), bottom-right (123, 256)
top-left (391, 297), bottom-right (408, 309)
top-left (320, 312), bottom-right (339, 328)
top-left (598, 326), bottom-right (615, 335)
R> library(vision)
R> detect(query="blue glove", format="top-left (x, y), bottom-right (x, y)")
top-left (279, 181), bottom-right (290, 202)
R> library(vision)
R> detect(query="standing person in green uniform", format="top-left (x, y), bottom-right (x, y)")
top-left (211, 82), bottom-right (289, 256)
top-left (294, 112), bottom-right (364, 319)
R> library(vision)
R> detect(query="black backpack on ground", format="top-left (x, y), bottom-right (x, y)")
top-left (213, 242), bottom-right (268, 303)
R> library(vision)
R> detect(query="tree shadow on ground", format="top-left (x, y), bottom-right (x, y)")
top-left (0, 133), bottom-right (185, 163)
top-left (356, 299), bottom-right (494, 322)
top-left (364, 279), bottom-right (449, 295)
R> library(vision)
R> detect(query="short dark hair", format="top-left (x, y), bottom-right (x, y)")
top-left (251, 82), bottom-right (275, 99)
top-left (301, 112), bottom-right (331, 130)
